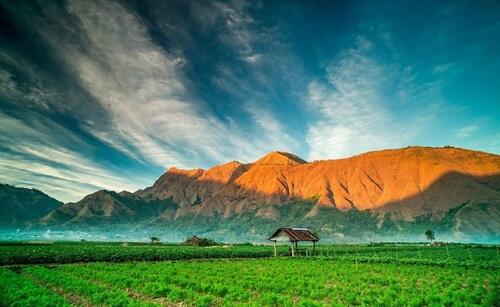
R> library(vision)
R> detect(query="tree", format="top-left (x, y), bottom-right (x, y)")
top-left (185, 236), bottom-right (217, 247)
top-left (425, 230), bottom-right (435, 242)
top-left (150, 236), bottom-right (160, 244)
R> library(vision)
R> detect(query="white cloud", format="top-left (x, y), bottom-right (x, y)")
top-left (306, 39), bottom-right (397, 160)
top-left (41, 0), bottom-right (279, 167)
top-left (433, 62), bottom-right (458, 75)
top-left (0, 111), bottom-right (149, 202)
top-left (305, 37), bottom-right (444, 160)
top-left (196, 0), bottom-right (304, 155)
top-left (244, 102), bottom-right (298, 152)
top-left (0, 0), bottom-right (305, 202)
top-left (214, 0), bottom-right (258, 63)
top-left (456, 124), bottom-right (479, 138)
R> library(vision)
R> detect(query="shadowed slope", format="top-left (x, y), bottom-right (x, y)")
top-left (0, 184), bottom-right (62, 225)
top-left (34, 146), bottom-right (500, 240)
top-left (135, 146), bottom-right (500, 220)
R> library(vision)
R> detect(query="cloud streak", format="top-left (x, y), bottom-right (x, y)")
top-left (0, 0), bottom-right (498, 202)
top-left (0, 110), bottom-right (148, 202)
top-left (305, 36), bottom-right (445, 160)
top-left (0, 0), bottom-right (304, 201)
top-left (307, 38), bottom-right (395, 160)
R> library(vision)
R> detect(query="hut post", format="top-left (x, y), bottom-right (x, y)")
top-left (273, 240), bottom-right (277, 257)
top-left (313, 241), bottom-right (316, 256)
top-left (291, 241), bottom-right (295, 257)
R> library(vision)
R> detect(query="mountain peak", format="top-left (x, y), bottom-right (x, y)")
top-left (254, 151), bottom-right (307, 166)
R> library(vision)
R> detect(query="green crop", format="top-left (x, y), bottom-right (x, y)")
top-left (0, 258), bottom-right (495, 306)
top-left (0, 268), bottom-right (68, 307)
top-left (0, 243), bottom-right (498, 306)
top-left (1, 242), bottom-right (498, 268)
top-left (0, 243), bottom-right (281, 265)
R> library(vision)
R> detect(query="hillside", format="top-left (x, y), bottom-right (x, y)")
top-left (5, 146), bottom-right (500, 241)
top-left (0, 184), bottom-right (62, 226)
top-left (136, 147), bottom-right (500, 220)
top-left (39, 190), bottom-right (177, 226)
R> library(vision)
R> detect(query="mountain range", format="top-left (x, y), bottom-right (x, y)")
top-left (1, 146), bottom-right (499, 242)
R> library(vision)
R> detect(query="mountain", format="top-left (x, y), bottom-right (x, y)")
top-left (136, 147), bottom-right (500, 219)
top-left (4, 146), bottom-right (500, 242)
top-left (39, 190), bottom-right (177, 226)
top-left (0, 184), bottom-right (62, 226)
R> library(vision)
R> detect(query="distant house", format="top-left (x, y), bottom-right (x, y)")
top-left (186, 235), bottom-right (202, 246)
top-left (432, 241), bottom-right (447, 246)
top-left (268, 227), bottom-right (319, 257)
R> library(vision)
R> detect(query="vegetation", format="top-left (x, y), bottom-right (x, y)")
top-left (0, 242), bottom-right (498, 268)
top-left (0, 268), bottom-right (68, 306)
top-left (150, 236), bottom-right (160, 244)
top-left (0, 242), bottom-right (498, 305)
top-left (0, 243), bottom-right (275, 265)
top-left (425, 229), bottom-right (435, 242)
top-left (185, 236), bottom-right (218, 247)
top-left (0, 183), bottom-right (62, 225)
top-left (1, 256), bottom-right (498, 306)
top-left (150, 199), bottom-right (498, 243)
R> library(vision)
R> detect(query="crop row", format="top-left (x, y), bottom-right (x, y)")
top-left (10, 258), bottom-right (498, 306)
top-left (0, 243), bottom-right (498, 268)
top-left (0, 268), bottom-right (68, 307)
top-left (22, 266), bottom-right (155, 306)
top-left (0, 244), bottom-right (278, 265)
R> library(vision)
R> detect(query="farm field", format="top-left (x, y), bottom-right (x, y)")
top-left (0, 242), bottom-right (498, 268)
top-left (0, 243), bottom-right (499, 306)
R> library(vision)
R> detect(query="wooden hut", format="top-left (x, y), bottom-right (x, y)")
top-left (268, 228), bottom-right (319, 257)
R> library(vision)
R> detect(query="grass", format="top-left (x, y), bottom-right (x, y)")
top-left (0, 243), bottom-right (498, 306)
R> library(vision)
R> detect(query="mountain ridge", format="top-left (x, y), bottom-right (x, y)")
top-left (1, 146), bottom-right (499, 241)
top-left (132, 146), bottom-right (499, 220)
top-left (0, 183), bottom-right (62, 226)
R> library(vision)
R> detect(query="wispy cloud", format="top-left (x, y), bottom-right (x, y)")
top-left (0, 110), bottom-right (148, 202)
top-left (213, 0), bottom-right (261, 64)
top-left (305, 36), bottom-right (445, 160)
top-left (456, 124), bottom-right (479, 138)
top-left (1, 0), bottom-right (497, 202)
top-left (0, 0), bottom-right (304, 200)
top-left (0, 0), bottom-right (304, 201)
top-left (39, 0), bottom-right (290, 167)
top-left (194, 0), bottom-right (305, 154)
top-left (306, 37), bottom-right (394, 160)
top-left (433, 62), bottom-right (459, 75)
top-left (244, 102), bottom-right (299, 152)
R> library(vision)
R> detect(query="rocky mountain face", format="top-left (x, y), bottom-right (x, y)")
top-left (2, 147), bottom-right (499, 241)
top-left (136, 147), bottom-right (500, 222)
top-left (0, 184), bottom-right (62, 226)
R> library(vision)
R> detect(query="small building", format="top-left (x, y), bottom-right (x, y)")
top-left (432, 241), bottom-right (447, 247)
top-left (268, 227), bottom-right (319, 257)
top-left (185, 235), bottom-right (202, 246)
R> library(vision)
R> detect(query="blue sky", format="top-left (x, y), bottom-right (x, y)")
top-left (0, 0), bottom-right (499, 202)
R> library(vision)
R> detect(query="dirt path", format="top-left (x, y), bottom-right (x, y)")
top-left (55, 268), bottom-right (183, 307)
top-left (21, 271), bottom-right (93, 307)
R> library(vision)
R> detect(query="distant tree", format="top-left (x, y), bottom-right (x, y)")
top-left (150, 236), bottom-right (160, 244)
top-left (185, 236), bottom-right (217, 247)
top-left (425, 230), bottom-right (435, 242)
top-left (198, 238), bottom-right (217, 247)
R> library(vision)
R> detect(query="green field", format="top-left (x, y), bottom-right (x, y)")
top-left (1, 243), bottom-right (499, 306)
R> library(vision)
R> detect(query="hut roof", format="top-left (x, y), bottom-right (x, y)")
top-left (268, 228), bottom-right (319, 241)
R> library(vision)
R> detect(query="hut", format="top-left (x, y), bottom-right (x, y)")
top-left (268, 228), bottom-right (319, 257)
